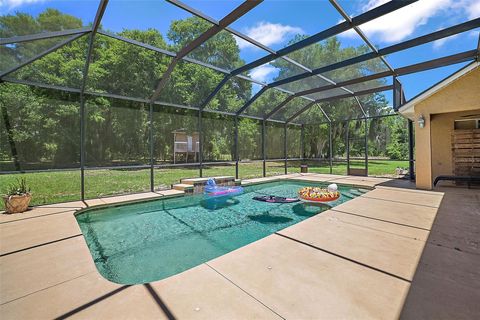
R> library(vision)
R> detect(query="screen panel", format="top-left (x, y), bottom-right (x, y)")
top-left (229, 0), bottom-right (344, 51)
top-left (277, 74), bottom-right (331, 94)
top-left (367, 115), bottom-right (409, 177)
top-left (187, 29), bottom-right (270, 71)
top-left (100, 0), bottom-right (211, 53)
top-left (86, 34), bottom-right (173, 100)
top-left (270, 97), bottom-right (312, 122)
top-left (0, 82), bottom-right (81, 205)
top-left (1, 83), bottom-right (80, 171)
top-left (0, 35), bottom-right (80, 74)
top-left (265, 121), bottom-right (285, 160)
top-left (4, 35), bottom-right (89, 89)
top-left (245, 58), bottom-right (309, 85)
top-left (204, 76), bottom-right (253, 113)
top-left (287, 124), bottom-right (302, 158)
top-left (302, 123), bottom-right (332, 174)
top-left (0, 1), bottom-right (96, 38)
top-left (266, 160), bottom-right (285, 177)
top-left (238, 117), bottom-right (262, 160)
top-left (152, 104), bottom-right (198, 165)
top-left (157, 60), bottom-right (225, 108)
top-left (286, 29), bottom-right (372, 72)
top-left (243, 88), bottom-right (290, 117)
top-left (322, 57), bottom-right (390, 83)
top-left (202, 113), bottom-right (235, 162)
top-left (84, 96), bottom-right (150, 198)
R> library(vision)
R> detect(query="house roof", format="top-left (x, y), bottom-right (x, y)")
top-left (398, 61), bottom-right (480, 119)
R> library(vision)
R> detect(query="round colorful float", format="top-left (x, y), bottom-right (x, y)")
top-left (298, 185), bottom-right (340, 203)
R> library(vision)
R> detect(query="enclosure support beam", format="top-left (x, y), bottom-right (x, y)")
top-left (346, 121), bottom-right (350, 175)
top-left (150, 0), bottom-right (261, 103)
top-left (353, 97), bottom-right (368, 175)
top-left (393, 77), bottom-right (403, 111)
top-left (202, 0), bottom-right (417, 112)
top-left (328, 0), bottom-right (395, 74)
top-left (234, 116), bottom-right (239, 179)
top-left (280, 49), bottom-right (477, 104)
top-left (169, 0), bottom-right (352, 114)
top-left (269, 19), bottom-right (480, 88)
top-left (231, 0), bottom-right (416, 76)
top-left (199, 75), bottom-right (232, 110)
top-left (284, 123), bottom-right (288, 175)
top-left (264, 96), bottom-right (296, 120)
top-left (236, 86), bottom-right (267, 115)
top-left (149, 103), bottom-right (154, 191)
top-left (354, 96), bottom-right (367, 118)
top-left (329, 122), bottom-right (333, 174)
top-left (364, 118), bottom-right (369, 176)
top-left (80, 98), bottom-right (86, 199)
top-left (0, 27), bottom-right (92, 45)
top-left (1, 104), bottom-right (21, 171)
top-left (408, 119), bottom-right (415, 180)
top-left (0, 33), bottom-right (88, 79)
top-left (262, 120), bottom-right (266, 177)
top-left (198, 110), bottom-right (203, 177)
top-left (287, 85), bottom-right (393, 124)
top-left (79, 0), bottom-right (109, 201)
top-left (300, 125), bottom-right (305, 161)
top-left (98, 30), bottom-right (264, 86)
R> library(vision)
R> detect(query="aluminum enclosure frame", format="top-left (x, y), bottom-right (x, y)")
top-left (1, 0), bottom-right (479, 198)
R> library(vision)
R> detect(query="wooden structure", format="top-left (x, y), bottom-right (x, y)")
top-left (452, 128), bottom-right (480, 178)
top-left (172, 130), bottom-right (199, 163)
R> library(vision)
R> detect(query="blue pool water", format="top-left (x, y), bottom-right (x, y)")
top-left (76, 180), bottom-right (368, 284)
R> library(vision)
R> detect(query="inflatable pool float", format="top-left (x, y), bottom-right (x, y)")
top-left (298, 184), bottom-right (340, 203)
top-left (253, 195), bottom-right (299, 203)
top-left (204, 178), bottom-right (243, 198)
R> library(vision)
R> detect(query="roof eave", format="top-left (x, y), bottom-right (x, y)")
top-left (398, 61), bottom-right (479, 120)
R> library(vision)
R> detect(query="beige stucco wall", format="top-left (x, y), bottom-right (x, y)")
top-left (412, 66), bottom-right (480, 189)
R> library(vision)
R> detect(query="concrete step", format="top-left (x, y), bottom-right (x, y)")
top-left (172, 184), bottom-right (194, 193)
top-left (181, 176), bottom-right (235, 185)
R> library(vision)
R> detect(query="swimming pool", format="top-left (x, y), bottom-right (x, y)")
top-left (76, 180), bottom-right (369, 284)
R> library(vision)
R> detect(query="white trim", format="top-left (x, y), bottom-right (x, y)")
top-left (398, 61), bottom-right (479, 119)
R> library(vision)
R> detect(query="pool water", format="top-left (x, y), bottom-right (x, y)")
top-left (76, 180), bottom-right (368, 284)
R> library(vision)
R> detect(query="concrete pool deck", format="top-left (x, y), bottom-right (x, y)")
top-left (0, 173), bottom-right (478, 319)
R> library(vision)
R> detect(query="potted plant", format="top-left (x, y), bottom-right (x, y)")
top-left (3, 178), bottom-right (32, 214)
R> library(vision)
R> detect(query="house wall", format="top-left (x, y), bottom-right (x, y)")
top-left (412, 67), bottom-right (480, 189)
top-left (431, 111), bottom-right (480, 185)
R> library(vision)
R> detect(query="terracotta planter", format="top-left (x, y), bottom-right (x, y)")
top-left (2, 193), bottom-right (32, 214)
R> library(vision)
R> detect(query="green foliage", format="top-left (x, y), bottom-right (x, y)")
top-left (385, 117), bottom-right (409, 160)
top-left (238, 118), bottom-right (261, 159)
top-left (0, 160), bottom-right (409, 207)
top-left (0, 8), bottom-right (407, 174)
top-left (5, 178), bottom-right (30, 196)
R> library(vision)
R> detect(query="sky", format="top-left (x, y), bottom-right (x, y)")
top-left (1, 0), bottom-right (479, 104)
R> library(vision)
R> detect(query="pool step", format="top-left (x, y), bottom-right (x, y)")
top-left (341, 191), bottom-right (356, 199)
top-left (178, 176), bottom-right (241, 194)
top-left (349, 189), bottom-right (364, 196)
top-left (172, 184), bottom-right (194, 193)
top-left (181, 176), bottom-right (235, 185)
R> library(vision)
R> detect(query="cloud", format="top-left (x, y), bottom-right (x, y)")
top-left (464, 0), bottom-right (480, 19)
top-left (248, 64), bottom-right (278, 83)
top-left (236, 21), bottom-right (303, 49)
top-left (432, 33), bottom-right (459, 49)
top-left (0, 0), bottom-right (47, 9)
top-left (340, 0), bottom-right (476, 44)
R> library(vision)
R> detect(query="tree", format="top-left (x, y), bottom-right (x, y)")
top-left (0, 8), bottom-right (401, 171)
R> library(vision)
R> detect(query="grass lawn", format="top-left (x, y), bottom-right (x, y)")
top-left (0, 160), bottom-right (408, 208)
